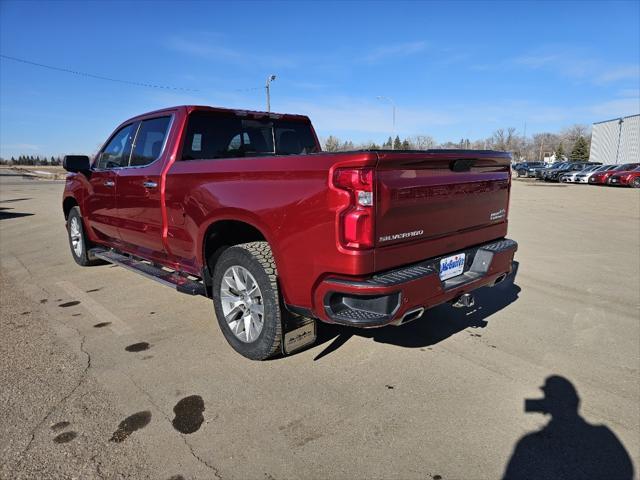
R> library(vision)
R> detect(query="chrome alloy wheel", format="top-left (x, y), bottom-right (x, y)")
top-left (220, 265), bottom-right (264, 343)
top-left (69, 216), bottom-right (83, 257)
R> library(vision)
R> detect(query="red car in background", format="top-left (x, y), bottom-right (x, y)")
top-left (589, 163), bottom-right (640, 185)
top-left (608, 166), bottom-right (640, 188)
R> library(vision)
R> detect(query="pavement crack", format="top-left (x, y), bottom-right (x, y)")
top-left (90, 452), bottom-right (107, 480)
top-left (2, 331), bottom-right (92, 469)
top-left (127, 376), bottom-right (222, 479)
top-left (181, 436), bottom-right (222, 480)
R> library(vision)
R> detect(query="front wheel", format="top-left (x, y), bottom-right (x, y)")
top-left (631, 178), bottom-right (640, 189)
top-left (211, 242), bottom-right (282, 360)
top-left (516, 170), bottom-right (525, 178)
top-left (67, 206), bottom-right (101, 266)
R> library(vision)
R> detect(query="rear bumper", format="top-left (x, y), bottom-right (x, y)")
top-left (312, 238), bottom-right (518, 327)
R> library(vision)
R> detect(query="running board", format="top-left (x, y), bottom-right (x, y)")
top-left (90, 248), bottom-right (207, 296)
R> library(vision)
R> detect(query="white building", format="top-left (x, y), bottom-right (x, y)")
top-left (590, 114), bottom-right (640, 164)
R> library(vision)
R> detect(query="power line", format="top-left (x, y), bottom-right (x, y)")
top-left (0, 54), bottom-right (199, 92)
top-left (234, 86), bottom-right (263, 92)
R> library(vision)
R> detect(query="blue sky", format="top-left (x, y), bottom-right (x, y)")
top-left (1, 0), bottom-right (639, 157)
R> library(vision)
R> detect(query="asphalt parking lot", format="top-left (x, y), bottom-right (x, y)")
top-left (1, 171), bottom-right (638, 480)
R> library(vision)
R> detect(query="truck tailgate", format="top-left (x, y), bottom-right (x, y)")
top-left (375, 151), bottom-right (511, 270)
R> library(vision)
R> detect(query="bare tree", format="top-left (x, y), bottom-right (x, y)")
top-left (409, 135), bottom-right (436, 150)
top-left (531, 133), bottom-right (560, 161)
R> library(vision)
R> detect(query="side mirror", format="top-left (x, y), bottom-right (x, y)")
top-left (63, 155), bottom-right (91, 173)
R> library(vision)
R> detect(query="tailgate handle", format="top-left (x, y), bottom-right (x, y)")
top-left (450, 159), bottom-right (476, 172)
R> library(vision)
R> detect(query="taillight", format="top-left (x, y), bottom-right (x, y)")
top-left (332, 168), bottom-right (374, 249)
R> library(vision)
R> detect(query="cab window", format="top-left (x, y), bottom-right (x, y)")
top-left (96, 123), bottom-right (137, 169)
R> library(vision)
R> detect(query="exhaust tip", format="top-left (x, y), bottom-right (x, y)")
top-left (400, 307), bottom-right (425, 324)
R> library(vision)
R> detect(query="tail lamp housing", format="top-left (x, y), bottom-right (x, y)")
top-left (332, 168), bottom-right (374, 249)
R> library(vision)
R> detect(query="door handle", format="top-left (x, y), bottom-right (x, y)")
top-left (103, 180), bottom-right (115, 187)
top-left (142, 181), bottom-right (158, 189)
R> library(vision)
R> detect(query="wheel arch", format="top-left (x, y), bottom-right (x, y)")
top-left (63, 196), bottom-right (79, 219)
top-left (200, 218), bottom-right (274, 275)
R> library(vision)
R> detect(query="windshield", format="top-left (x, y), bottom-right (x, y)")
top-left (618, 163), bottom-right (639, 171)
top-left (181, 111), bottom-right (319, 160)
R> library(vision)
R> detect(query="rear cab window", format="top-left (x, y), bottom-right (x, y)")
top-left (181, 111), bottom-right (319, 160)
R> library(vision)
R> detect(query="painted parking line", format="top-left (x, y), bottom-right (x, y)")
top-left (57, 280), bottom-right (133, 336)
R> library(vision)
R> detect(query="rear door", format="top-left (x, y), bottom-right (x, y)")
top-left (115, 115), bottom-right (172, 256)
top-left (85, 123), bottom-right (136, 243)
top-left (374, 151), bottom-right (511, 270)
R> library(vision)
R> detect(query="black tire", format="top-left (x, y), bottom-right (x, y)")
top-left (516, 170), bottom-right (525, 178)
top-left (67, 206), bottom-right (101, 266)
top-left (211, 242), bottom-right (282, 360)
top-left (631, 178), bottom-right (640, 189)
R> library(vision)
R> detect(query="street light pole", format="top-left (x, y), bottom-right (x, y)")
top-left (376, 96), bottom-right (396, 149)
top-left (266, 74), bottom-right (276, 112)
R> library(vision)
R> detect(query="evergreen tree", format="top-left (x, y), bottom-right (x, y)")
top-left (555, 143), bottom-right (565, 161)
top-left (383, 136), bottom-right (393, 148)
top-left (11, 156), bottom-right (16, 164)
top-left (570, 136), bottom-right (589, 161)
top-left (401, 139), bottom-right (410, 150)
top-left (393, 135), bottom-right (401, 150)
top-left (341, 140), bottom-right (354, 151)
top-left (324, 136), bottom-right (341, 152)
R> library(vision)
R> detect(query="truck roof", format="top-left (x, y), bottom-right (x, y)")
top-left (129, 105), bottom-right (312, 123)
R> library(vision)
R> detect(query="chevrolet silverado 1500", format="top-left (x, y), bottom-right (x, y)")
top-left (62, 105), bottom-right (517, 359)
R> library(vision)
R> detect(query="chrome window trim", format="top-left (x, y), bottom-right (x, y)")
top-left (93, 114), bottom-right (175, 172)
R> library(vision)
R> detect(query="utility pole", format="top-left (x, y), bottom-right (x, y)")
top-left (523, 121), bottom-right (527, 160)
top-left (265, 75), bottom-right (276, 112)
top-left (376, 96), bottom-right (396, 149)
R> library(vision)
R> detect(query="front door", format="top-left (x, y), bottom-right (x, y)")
top-left (84, 122), bottom-right (137, 244)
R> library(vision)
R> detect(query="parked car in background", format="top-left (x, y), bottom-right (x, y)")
top-left (560, 164), bottom-right (602, 183)
top-left (575, 164), bottom-right (617, 184)
top-left (537, 162), bottom-right (568, 180)
top-left (514, 162), bottom-right (544, 178)
top-left (546, 162), bottom-right (598, 182)
top-left (590, 163), bottom-right (640, 185)
top-left (608, 166), bottom-right (640, 187)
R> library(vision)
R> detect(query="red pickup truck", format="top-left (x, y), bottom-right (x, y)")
top-left (62, 105), bottom-right (517, 360)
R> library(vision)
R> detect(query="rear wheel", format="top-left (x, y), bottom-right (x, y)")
top-left (516, 169), bottom-right (525, 178)
top-left (67, 206), bottom-right (101, 266)
top-left (211, 242), bottom-right (282, 360)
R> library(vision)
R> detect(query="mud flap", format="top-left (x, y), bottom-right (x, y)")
top-left (282, 313), bottom-right (317, 355)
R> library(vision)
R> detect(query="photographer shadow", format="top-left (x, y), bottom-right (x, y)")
top-left (503, 375), bottom-right (634, 479)
top-left (313, 262), bottom-right (520, 360)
